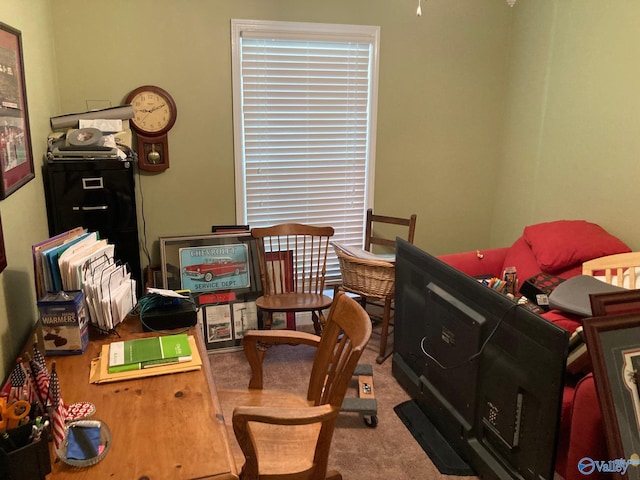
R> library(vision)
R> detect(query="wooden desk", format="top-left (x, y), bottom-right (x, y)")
top-left (47, 320), bottom-right (238, 480)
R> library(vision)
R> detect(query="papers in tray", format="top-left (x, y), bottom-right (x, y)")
top-left (90, 335), bottom-right (202, 384)
top-left (331, 241), bottom-right (395, 263)
top-left (33, 227), bottom-right (86, 298)
top-left (33, 228), bottom-right (137, 332)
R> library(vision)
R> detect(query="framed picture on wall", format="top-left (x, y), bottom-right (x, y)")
top-left (0, 22), bottom-right (34, 199)
top-left (583, 313), bottom-right (640, 479)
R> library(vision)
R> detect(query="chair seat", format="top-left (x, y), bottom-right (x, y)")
top-left (219, 388), bottom-right (319, 475)
top-left (256, 293), bottom-right (333, 312)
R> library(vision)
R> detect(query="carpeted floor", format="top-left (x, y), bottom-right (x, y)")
top-left (209, 336), bottom-right (479, 480)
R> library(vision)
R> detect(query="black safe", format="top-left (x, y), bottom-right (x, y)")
top-left (43, 158), bottom-right (142, 293)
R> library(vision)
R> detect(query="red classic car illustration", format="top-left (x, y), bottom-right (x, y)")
top-left (182, 257), bottom-right (246, 282)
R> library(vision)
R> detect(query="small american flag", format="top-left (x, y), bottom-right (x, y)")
top-left (30, 358), bottom-right (49, 408)
top-left (20, 360), bottom-right (40, 406)
top-left (32, 341), bottom-right (48, 375)
top-left (32, 342), bottom-right (51, 408)
top-left (49, 362), bottom-right (68, 451)
top-left (8, 359), bottom-right (26, 403)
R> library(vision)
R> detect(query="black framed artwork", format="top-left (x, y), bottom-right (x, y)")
top-left (583, 313), bottom-right (640, 479)
top-left (0, 22), bottom-right (34, 199)
top-left (159, 232), bottom-right (263, 352)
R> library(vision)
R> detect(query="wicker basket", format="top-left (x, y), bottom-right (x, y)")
top-left (335, 249), bottom-right (396, 299)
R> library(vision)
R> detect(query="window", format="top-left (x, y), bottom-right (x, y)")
top-left (232, 19), bottom-right (380, 282)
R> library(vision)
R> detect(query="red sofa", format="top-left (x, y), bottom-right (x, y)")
top-left (437, 220), bottom-right (630, 480)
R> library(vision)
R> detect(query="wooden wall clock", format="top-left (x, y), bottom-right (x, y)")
top-left (126, 85), bottom-right (177, 172)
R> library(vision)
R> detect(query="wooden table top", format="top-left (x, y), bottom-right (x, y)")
top-left (46, 320), bottom-right (238, 480)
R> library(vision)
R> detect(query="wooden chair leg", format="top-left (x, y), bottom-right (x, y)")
top-left (376, 297), bottom-right (393, 364)
top-left (312, 310), bottom-right (324, 335)
top-left (263, 311), bottom-right (273, 330)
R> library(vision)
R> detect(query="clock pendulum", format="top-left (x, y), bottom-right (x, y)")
top-left (147, 144), bottom-right (161, 164)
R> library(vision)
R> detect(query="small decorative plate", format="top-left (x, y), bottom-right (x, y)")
top-left (56, 419), bottom-right (112, 467)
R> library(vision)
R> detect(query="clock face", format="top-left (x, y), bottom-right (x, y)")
top-left (127, 86), bottom-right (177, 135)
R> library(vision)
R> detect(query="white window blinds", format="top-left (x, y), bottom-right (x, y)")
top-left (232, 20), bottom-right (380, 282)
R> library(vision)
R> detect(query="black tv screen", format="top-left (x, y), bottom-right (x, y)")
top-left (392, 239), bottom-right (568, 480)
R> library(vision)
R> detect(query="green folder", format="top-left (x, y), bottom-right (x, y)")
top-left (108, 334), bottom-right (192, 373)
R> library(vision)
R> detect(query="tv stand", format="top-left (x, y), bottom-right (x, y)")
top-left (392, 353), bottom-right (475, 476)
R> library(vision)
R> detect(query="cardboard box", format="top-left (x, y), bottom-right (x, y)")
top-left (38, 290), bottom-right (88, 355)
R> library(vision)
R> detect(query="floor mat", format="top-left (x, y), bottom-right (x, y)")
top-left (393, 400), bottom-right (475, 476)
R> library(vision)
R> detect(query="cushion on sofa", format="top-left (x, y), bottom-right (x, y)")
top-left (501, 236), bottom-right (542, 283)
top-left (523, 220), bottom-right (631, 273)
top-left (548, 275), bottom-right (626, 317)
top-left (540, 309), bottom-right (582, 334)
top-left (563, 374), bottom-right (608, 480)
top-left (438, 247), bottom-right (508, 278)
top-left (553, 263), bottom-right (584, 279)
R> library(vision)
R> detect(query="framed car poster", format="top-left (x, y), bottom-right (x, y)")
top-left (179, 242), bottom-right (250, 292)
top-left (159, 232), bottom-right (263, 352)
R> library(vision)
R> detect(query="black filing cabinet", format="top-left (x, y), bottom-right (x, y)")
top-left (43, 158), bottom-right (142, 291)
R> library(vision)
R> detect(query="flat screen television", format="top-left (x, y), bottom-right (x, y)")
top-left (392, 238), bottom-right (568, 480)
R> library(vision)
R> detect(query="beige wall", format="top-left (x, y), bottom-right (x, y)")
top-left (492, 0), bottom-right (640, 247)
top-left (47, 0), bottom-right (511, 262)
top-left (2, 0), bottom-right (640, 380)
top-left (0, 0), bottom-right (60, 381)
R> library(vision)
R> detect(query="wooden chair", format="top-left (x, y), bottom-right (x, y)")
top-left (252, 223), bottom-right (335, 334)
top-left (582, 251), bottom-right (640, 289)
top-left (218, 291), bottom-right (372, 480)
top-left (335, 209), bottom-right (417, 363)
top-left (365, 208), bottom-right (417, 255)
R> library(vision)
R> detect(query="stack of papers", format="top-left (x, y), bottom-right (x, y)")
top-left (33, 228), bottom-right (137, 332)
top-left (90, 335), bottom-right (202, 384)
top-left (107, 334), bottom-right (192, 373)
